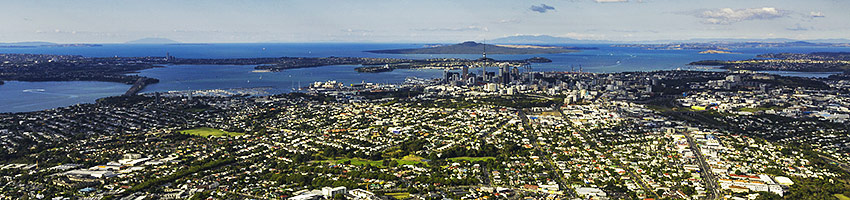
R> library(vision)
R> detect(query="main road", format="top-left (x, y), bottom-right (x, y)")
top-left (684, 132), bottom-right (720, 200)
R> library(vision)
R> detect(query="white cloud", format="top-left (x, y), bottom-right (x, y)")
top-left (343, 29), bottom-right (372, 33)
top-left (497, 19), bottom-right (520, 24)
top-left (696, 7), bottom-right (791, 24)
top-left (786, 24), bottom-right (811, 31)
top-left (595, 0), bottom-right (628, 3)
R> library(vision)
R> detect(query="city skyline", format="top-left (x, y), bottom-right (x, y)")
top-left (1, 0), bottom-right (849, 43)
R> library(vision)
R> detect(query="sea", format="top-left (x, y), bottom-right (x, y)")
top-left (1, 43), bottom-right (849, 113)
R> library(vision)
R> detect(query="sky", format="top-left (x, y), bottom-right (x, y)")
top-left (0, 0), bottom-right (848, 43)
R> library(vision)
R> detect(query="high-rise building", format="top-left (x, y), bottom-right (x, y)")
top-left (462, 65), bottom-right (469, 80)
top-left (511, 67), bottom-right (519, 83)
top-left (499, 65), bottom-right (510, 85)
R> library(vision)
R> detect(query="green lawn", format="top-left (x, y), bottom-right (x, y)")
top-left (386, 192), bottom-right (411, 199)
top-left (180, 127), bottom-right (245, 137)
top-left (835, 194), bottom-right (850, 200)
top-left (321, 158), bottom-right (384, 167)
top-left (397, 155), bottom-right (427, 166)
top-left (447, 156), bottom-right (497, 162)
top-left (320, 155), bottom-right (427, 167)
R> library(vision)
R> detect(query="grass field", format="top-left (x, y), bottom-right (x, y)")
top-left (386, 192), bottom-right (411, 199)
top-left (180, 127), bottom-right (245, 137)
top-left (835, 194), bottom-right (850, 200)
top-left (321, 155), bottom-right (427, 167)
top-left (447, 156), bottom-right (497, 162)
top-left (321, 158), bottom-right (383, 167)
top-left (397, 155), bottom-right (427, 165)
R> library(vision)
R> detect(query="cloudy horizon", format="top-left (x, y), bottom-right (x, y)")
top-left (1, 0), bottom-right (848, 43)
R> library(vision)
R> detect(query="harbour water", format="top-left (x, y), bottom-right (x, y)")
top-left (2, 43), bottom-right (849, 113)
top-left (0, 81), bottom-right (127, 113)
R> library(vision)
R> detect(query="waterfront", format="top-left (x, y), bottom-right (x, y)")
top-left (134, 64), bottom-right (445, 94)
top-left (2, 43), bottom-right (850, 113)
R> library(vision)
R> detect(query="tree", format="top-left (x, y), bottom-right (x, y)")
top-left (753, 191), bottom-right (781, 200)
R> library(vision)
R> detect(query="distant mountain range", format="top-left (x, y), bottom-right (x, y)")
top-left (490, 35), bottom-right (617, 44)
top-left (366, 41), bottom-right (582, 55)
top-left (3, 36), bottom-right (848, 47)
top-left (0, 41), bottom-right (101, 48)
top-left (125, 38), bottom-right (180, 44)
top-left (489, 35), bottom-right (850, 44)
top-left (0, 41), bottom-right (58, 46)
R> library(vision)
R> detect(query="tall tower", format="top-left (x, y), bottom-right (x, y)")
top-left (481, 40), bottom-right (487, 82)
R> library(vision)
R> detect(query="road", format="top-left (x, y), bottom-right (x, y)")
top-left (819, 155), bottom-right (850, 173)
top-left (123, 77), bottom-right (153, 96)
top-left (519, 108), bottom-right (576, 198)
top-left (684, 132), bottom-right (720, 200)
top-left (222, 190), bottom-right (272, 200)
top-left (614, 158), bottom-right (660, 198)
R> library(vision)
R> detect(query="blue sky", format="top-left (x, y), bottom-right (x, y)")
top-left (1, 0), bottom-right (847, 43)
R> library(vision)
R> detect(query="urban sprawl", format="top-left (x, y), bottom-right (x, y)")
top-left (2, 57), bottom-right (850, 200)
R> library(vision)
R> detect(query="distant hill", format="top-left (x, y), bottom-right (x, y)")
top-left (642, 38), bottom-right (800, 44)
top-left (0, 41), bottom-right (57, 46)
top-left (805, 39), bottom-right (850, 43)
top-left (0, 41), bottom-right (58, 47)
top-left (0, 41), bottom-right (101, 48)
top-left (366, 41), bottom-right (580, 55)
top-left (126, 38), bottom-right (179, 44)
top-left (490, 35), bottom-right (616, 44)
top-left (491, 35), bottom-right (850, 45)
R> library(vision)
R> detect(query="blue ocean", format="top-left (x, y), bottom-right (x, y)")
top-left (1, 43), bottom-right (848, 113)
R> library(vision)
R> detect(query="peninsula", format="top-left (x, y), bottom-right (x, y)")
top-left (366, 41), bottom-right (582, 54)
top-left (0, 54), bottom-right (553, 94)
top-left (689, 52), bottom-right (850, 73)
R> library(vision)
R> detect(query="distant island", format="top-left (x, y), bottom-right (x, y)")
top-left (489, 35), bottom-right (617, 44)
top-left (126, 38), bottom-right (180, 44)
top-left (0, 53), bottom-right (553, 95)
top-left (0, 41), bottom-right (101, 48)
top-left (489, 34), bottom-right (850, 44)
top-left (614, 41), bottom-right (850, 51)
top-left (353, 57), bottom-right (551, 73)
top-left (699, 50), bottom-right (737, 54)
top-left (366, 41), bottom-right (585, 54)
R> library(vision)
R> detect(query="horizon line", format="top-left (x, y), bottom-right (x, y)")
top-left (3, 37), bottom-right (850, 45)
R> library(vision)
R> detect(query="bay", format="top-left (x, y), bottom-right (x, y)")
top-left (0, 81), bottom-right (127, 113)
top-left (2, 43), bottom-right (850, 113)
